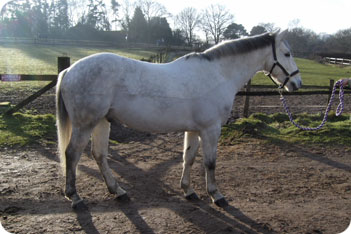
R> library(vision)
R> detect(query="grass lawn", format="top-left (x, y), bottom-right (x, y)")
top-left (0, 80), bottom-right (50, 93)
top-left (0, 112), bottom-right (56, 146)
top-left (221, 112), bottom-right (351, 146)
top-left (0, 44), bottom-right (158, 75)
top-left (252, 58), bottom-right (351, 86)
top-left (0, 111), bottom-right (349, 147)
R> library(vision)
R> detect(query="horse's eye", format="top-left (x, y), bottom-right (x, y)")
top-left (285, 52), bottom-right (291, 57)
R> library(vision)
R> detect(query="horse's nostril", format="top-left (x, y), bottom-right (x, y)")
top-left (292, 82), bottom-right (299, 91)
top-left (297, 79), bottom-right (302, 88)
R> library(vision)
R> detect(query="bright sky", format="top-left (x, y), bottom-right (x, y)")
top-left (158, 0), bottom-right (350, 35)
top-left (1, 0), bottom-right (350, 35)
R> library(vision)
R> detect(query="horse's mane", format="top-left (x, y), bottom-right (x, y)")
top-left (185, 32), bottom-right (275, 61)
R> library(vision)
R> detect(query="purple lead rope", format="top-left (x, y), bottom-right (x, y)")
top-left (280, 79), bottom-right (345, 131)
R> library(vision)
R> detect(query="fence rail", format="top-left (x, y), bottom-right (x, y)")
top-left (325, 57), bottom-right (351, 66)
top-left (1, 74), bottom-right (57, 81)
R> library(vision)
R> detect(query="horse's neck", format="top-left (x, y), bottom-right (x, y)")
top-left (217, 47), bottom-right (271, 91)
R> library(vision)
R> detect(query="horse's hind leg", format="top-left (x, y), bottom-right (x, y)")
top-left (180, 131), bottom-right (200, 200)
top-left (65, 126), bottom-right (92, 208)
top-left (91, 119), bottom-right (128, 200)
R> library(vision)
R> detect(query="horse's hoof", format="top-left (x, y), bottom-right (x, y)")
top-left (72, 199), bottom-right (86, 210)
top-left (116, 193), bottom-right (130, 202)
top-left (185, 192), bottom-right (200, 201)
top-left (214, 197), bottom-right (229, 208)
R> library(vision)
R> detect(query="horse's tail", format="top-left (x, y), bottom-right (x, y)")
top-left (56, 69), bottom-right (71, 174)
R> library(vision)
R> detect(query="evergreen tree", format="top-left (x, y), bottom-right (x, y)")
top-left (148, 17), bottom-right (172, 44)
top-left (170, 29), bottom-right (186, 46)
top-left (128, 6), bottom-right (147, 42)
top-left (51, 0), bottom-right (70, 36)
top-left (250, 25), bottom-right (267, 36)
top-left (32, 0), bottom-right (50, 37)
top-left (223, 23), bottom-right (248, 39)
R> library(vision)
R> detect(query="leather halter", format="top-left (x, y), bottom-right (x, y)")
top-left (265, 40), bottom-right (300, 89)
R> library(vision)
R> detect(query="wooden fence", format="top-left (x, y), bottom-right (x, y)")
top-left (1, 57), bottom-right (70, 116)
top-left (238, 79), bottom-right (351, 117)
top-left (325, 57), bottom-right (351, 66)
top-left (1, 56), bottom-right (350, 116)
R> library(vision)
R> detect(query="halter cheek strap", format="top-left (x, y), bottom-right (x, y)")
top-left (266, 40), bottom-right (300, 89)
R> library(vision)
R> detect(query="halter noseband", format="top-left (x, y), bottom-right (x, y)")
top-left (266, 40), bottom-right (300, 89)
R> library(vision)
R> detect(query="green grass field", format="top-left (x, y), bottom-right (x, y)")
top-left (0, 44), bottom-right (158, 75)
top-left (221, 112), bottom-right (351, 146)
top-left (252, 58), bottom-right (351, 86)
top-left (0, 112), bottom-right (56, 146)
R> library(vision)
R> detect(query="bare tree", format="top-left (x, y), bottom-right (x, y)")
top-left (137, 0), bottom-right (168, 22)
top-left (175, 7), bottom-right (200, 46)
top-left (201, 4), bottom-right (233, 44)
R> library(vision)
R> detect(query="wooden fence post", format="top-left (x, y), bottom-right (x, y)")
top-left (3, 57), bottom-right (70, 115)
top-left (327, 79), bottom-right (334, 104)
top-left (243, 80), bottom-right (251, 117)
top-left (58, 57), bottom-right (70, 73)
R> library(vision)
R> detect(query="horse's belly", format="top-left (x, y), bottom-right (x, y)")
top-left (109, 95), bottom-right (196, 133)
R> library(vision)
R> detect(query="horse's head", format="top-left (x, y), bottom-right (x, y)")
top-left (265, 30), bottom-right (302, 92)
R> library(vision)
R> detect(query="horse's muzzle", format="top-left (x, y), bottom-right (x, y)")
top-left (291, 78), bottom-right (302, 91)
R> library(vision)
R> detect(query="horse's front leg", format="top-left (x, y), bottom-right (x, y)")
top-left (180, 131), bottom-right (200, 200)
top-left (200, 125), bottom-right (228, 208)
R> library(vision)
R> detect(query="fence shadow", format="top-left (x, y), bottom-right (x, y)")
top-left (267, 138), bottom-right (351, 173)
top-left (293, 144), bottom-right (351, 172)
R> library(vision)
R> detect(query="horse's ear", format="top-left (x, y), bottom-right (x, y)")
top-left (276, 29), bottom-right (288, 43)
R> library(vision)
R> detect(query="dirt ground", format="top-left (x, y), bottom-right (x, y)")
top-left (0, 85), bottom-right (351, 233)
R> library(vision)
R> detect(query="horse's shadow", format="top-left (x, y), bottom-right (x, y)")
top-left (73, 204), bottom-right (100, 234)
top-left (76, 138), bottom-right (276, 234)
top-left (109, 121), bottom-right (157, 144)
top-left (73, 200), bottom-right (156, 234)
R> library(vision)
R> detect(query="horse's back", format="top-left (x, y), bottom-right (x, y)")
top-left (62, 53), bottom-right (133, 85)
top-left (62, 52), bottom-right (223, 100)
